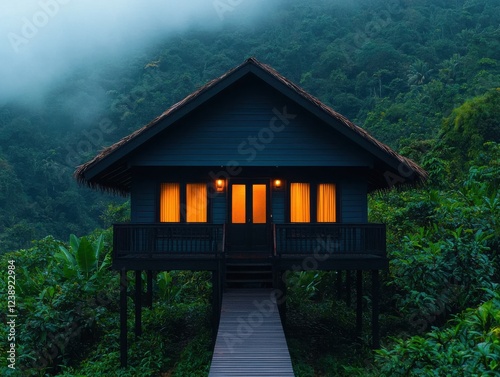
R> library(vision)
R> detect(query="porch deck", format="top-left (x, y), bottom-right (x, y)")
top-left (209, 289), bottom-right (294, 377)
top-left (112, 223), bottom-right (388, 271)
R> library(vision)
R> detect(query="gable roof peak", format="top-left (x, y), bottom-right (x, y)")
top-left (75, 58), bottom-right (427, 194)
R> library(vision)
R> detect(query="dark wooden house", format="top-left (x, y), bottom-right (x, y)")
top-left (75, 57), bottom-right (427, 368)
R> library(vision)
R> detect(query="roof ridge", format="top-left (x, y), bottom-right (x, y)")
top-left (75, 58), bottom-right (427, 194)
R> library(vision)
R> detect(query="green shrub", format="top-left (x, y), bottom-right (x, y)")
top-left (171, 330), bottom-right (212, 376)
top-left (391, 227), bottom-right (495, 332)
top-left (376, 288), bottom-right (500, 376)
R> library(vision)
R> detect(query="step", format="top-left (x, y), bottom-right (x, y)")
top-left (225, 261), bottom-right (274, 289)
top-left (226, 273), bottom-right (272, 278)
top-left (226, 262), bottom-right (273, 266)
top-left (226, 269), bottom-right (272, 274)
top-left (227, 270), bottom-right (272, 275)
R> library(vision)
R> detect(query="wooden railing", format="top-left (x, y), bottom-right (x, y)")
top-left (273, 223), bottom-right (386, 258)
top-left (113, 223), bottom-right (385, 260)
top-left (113, 224), bottom-right (225, 259)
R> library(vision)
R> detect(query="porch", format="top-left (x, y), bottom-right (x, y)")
top-left (112, 222), bottom-right (388, 271)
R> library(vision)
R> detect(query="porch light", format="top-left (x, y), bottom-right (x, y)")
top-left (274, 179), bottom-right (282, 190)
top-left (216, 179), bottom-right (225, 192)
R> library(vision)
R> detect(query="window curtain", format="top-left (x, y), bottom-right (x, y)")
top-left (186, 183), bottom-right (207, 222)
top-left (291, 183), bottom-right (310, 222)
top-left (317, 183), bottom-right (336, 222)
top-left (231, 184), bottom-right (246, 224)
top-left (160, 183), bottom-right (180, 222)
top-left (252, 184), bottom-right (267, 224)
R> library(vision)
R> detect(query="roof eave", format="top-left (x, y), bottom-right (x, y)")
top-left (75, 60), bottom-right (259, 184)
top-left (75, 57), bottom-right (427, 191)
top-left (245, 64), bottom-right (428, 185)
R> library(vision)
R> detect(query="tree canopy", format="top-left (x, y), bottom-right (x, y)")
top-left (1, 0), bottom-right (499, 250)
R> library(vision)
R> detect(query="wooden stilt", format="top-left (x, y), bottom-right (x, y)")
top-left (345, 270), bottom-right (352, 307)
top-left (135, 271), bottom-right (142, 338)
top-left (146, 270), bottom-right (153, 309)
top-left (336, 270), bottom-right (342, 299)
top-left (120, 269), bottom-right (128, 368)
top-left (356, 270), bottom-right (363, 338)
top-left (372, 270), bottom-right (380, 348)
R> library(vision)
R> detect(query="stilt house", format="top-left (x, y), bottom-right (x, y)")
top-left (75, 57), bottom-right (427, 368)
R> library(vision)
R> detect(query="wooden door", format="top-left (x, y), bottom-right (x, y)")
top-left (228, 182), bottom-right (269, 252)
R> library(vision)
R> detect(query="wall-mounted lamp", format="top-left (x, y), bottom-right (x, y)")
top-left (216, 179), bottom-right (225, 192)
top-left (274, 179), bottom-right (283, 190)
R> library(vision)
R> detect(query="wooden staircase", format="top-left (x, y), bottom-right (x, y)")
top-left (225, 261), bottom-right (273, 289)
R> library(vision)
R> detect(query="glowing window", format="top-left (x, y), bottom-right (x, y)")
top-left (290, 183), bottom-right (310, 222)
top-left (232, 184), bottom-right (246, 224)
top-left (317, 184), bottom-right (336, 222)
top-left (252, 184), bottom-right (267, 224)
top-left (160, 183), bottom-right (180, 222)
top-left (186, 183), bottom-right (207, 222)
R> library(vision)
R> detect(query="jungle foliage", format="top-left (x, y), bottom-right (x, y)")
top-left (0, 0), bottom-right (499, 375)
top-left (1, 0), bottom-right (499, 250)
top-left (0, 232), bottom-right (213, 376)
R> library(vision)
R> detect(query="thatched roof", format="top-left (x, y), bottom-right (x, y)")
top-left (75, 57), bottom-right (427, 195)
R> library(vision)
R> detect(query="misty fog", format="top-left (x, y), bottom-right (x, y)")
top-left (0, 0), bottom-right (283, 105)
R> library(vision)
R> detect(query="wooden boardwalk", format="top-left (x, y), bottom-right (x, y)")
top-left (209, 289), bottom-right (295, 377)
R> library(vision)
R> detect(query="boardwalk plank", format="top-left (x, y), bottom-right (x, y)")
top-left (209, 289), bottom-right (295, 377)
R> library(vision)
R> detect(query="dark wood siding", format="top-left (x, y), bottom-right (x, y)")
top-left (131, 78), bottom-right (373, 168)
top-left (131, 179), bottom-right (156, 223)
top-left (271, 190), bottom-right (286, 223)
top-left (212, 193), bottom-right (226, 224)
top-left (341, 180), bottom-right (368, 223)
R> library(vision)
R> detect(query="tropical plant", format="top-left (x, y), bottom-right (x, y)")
top-left (407, 60), bottom-right (433, 86)
top-left (55, 233), bottom-right (109, 280)
top-left (287, 271), bottom-right (323, 304)
top-left (157, 271), bottom-right (183, 303)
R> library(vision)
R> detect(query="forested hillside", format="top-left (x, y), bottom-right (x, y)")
top-left (0, 0), bottom-right (498, 250)
top-left (0, 0), bottom-right (499, 375)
